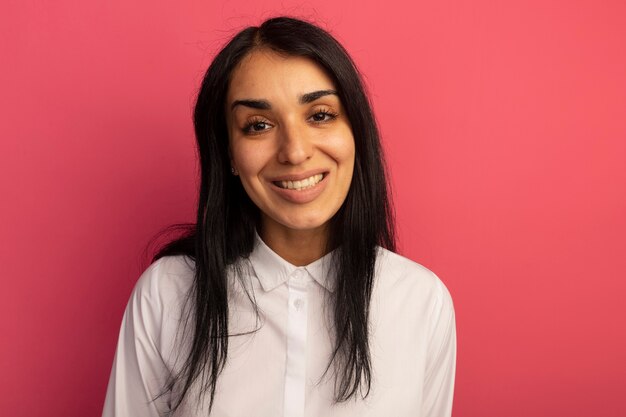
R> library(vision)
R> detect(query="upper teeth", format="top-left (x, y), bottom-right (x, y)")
top-left (279, 174), bottom-right (324, 190)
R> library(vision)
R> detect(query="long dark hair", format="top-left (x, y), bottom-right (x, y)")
top-left (155, 16), bottom-right (395, 412)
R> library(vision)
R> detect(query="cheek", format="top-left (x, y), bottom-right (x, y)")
top-left (321, 132), bottom-right (355, 193)
top-left (338, 135), bottom-right (356, 188)
top-left (337, 141), bottom-right (355, 163)
top-left (231, 141), bottom-right (275, 192)
top-left (327, 130), bottom-right (356, 166)
top-left (315, 121), bottom-right (354, 155)
top-left (232, 141), bottom-right (259, 173)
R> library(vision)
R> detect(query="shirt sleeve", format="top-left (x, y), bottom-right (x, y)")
top-left (102, 262), bottom-right (172, 417)
top-left (421, 276), bottom-right (457, 417)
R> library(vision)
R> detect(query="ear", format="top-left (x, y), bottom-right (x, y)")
top-left (229, 151), bottom-right (238, 176)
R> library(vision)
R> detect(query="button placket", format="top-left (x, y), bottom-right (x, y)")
top-left (284, 269), bottom-right (309, 417)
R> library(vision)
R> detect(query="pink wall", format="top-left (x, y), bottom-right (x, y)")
top-left (2, 1), bottom-right (625, 416)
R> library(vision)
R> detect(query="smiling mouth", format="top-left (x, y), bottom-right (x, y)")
top-left (273, 173), bottom-right (326, 191)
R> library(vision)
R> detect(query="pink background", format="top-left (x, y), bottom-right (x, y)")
top-left (2, 1), bottom-right (625, 416)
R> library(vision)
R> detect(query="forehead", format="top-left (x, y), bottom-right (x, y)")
top-left (227, 49), bottom-right (336, 101)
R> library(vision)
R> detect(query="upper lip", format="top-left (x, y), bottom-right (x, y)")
top-left (268, 169), bottom-right (328, 182)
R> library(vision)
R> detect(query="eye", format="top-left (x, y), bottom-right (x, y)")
top-left (309, 109), bottom-right (338, 123)
top-left (242, 118), bottom-right (272, 134)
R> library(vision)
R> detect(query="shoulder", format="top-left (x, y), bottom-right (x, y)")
top-left (130, 255), bottom-right (196, 311)
top-left (374, 247), bottom-right (454, 311)
top-left (121, 255), bottom-right (196, 352)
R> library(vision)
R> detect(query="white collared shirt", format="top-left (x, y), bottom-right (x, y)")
top-left (103, 233), bottom-right (456, 416)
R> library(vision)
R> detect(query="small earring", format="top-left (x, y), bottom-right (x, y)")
top-left (231, 166), bottom-right (238, 176)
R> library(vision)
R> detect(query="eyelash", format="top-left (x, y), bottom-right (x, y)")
top-left (310, 108), bottom-right (338, 123)
top-left (241, 108), bottom-right (339, 135)
top-left (242, 117), bottom-right (270, 134)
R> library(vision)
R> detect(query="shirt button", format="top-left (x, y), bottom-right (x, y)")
top-left (293, 269), bottom-right (306, 280)
top-left (294, 299), bottom-right (304, 310)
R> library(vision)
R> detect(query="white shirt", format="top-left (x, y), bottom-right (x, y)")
top-left (103, 233), bottom-right (456, 416)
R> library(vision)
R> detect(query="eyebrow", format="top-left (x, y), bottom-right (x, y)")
top-left (230, 99), bottom-right (271, 110)
top-left (230, 89), bottom-right (338, 110)
top-left (300, 89), bottom-right (337, 104)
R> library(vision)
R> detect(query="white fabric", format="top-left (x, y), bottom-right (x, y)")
top-left (103, 233), bottom-right (456, 416)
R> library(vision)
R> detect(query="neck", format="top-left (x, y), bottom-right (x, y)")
top-left (259, 219), bottom-right (329, 266)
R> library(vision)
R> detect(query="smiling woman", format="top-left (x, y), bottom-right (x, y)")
top-left (103, 16), bottom-right (456, 417)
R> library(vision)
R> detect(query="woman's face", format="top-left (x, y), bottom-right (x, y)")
top-left (226, 49), bottom-right (355, 238)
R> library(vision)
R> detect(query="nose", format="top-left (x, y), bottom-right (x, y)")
top-left (276, 121), bottom-right (313, 165)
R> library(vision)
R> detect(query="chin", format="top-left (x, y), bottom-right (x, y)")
top-left (266, 210), bottom-right (332, 233)
top-left (280, 218), bottom-right (329, 231)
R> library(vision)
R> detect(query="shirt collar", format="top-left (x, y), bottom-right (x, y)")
top-left (248, 230), bottom-right (337, 293)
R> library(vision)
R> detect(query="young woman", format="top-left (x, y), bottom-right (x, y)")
top-left (103, 16), bottom-right (456, 417)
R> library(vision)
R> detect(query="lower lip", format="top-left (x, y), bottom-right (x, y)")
top-left (269, 174), bottom-right (329, 204)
